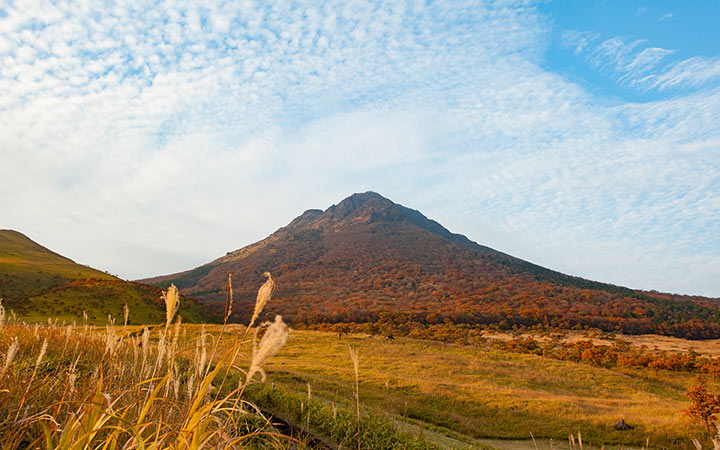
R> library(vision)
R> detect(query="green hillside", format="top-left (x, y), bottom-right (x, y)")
top-left (0, 229), bottom-right (212, 324)
top-left (0, 229), bottom-right (115, 299)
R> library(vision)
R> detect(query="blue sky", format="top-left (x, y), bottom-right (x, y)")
top-left (1, 0), bottom-right (718, 296)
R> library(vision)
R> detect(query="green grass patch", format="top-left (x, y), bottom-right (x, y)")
top-left (242, 381), bottom-right (440, 449)
top-left (9, 279), bottom-right (210, 325)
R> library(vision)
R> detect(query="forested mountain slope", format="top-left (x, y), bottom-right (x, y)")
top-left (143, 193), bottom-right (720, 338)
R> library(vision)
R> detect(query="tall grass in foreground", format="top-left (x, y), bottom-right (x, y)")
top-left (0, 280), bottom-right (294, 449)
top-left (0, 281), bottom-right (439, 449)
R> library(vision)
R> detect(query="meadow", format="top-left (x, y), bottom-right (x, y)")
top-left (0, 284), bottom-right (437, 450)
top-left (2, 318), bottom-right (716, 449)
top-left (1, 277), bottom-right (719, 449)
top-left (247, 330), bottom-right (719, 449)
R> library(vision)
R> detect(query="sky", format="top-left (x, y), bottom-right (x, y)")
top-left (1, 0), bottom-right (718, 297)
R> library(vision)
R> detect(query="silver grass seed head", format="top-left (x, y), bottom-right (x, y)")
top-left (123, 302), bottom-right (130, 326)
top-left (224, 272), bottom-right (233, 323)
top-left (350, 347), bottom-right (359, 376)
top-left (141, 327), bottom-right (150, 361)
top-left (36, 338), bottom-right (48, 368)
top-left (187, 373), bottom-right (196, 399)
top-left (249, 272), bottom-right (275, 329)
top-left (173, 365), bottom-right (180, 399)
top-left (162, 284), bottom-right (180, 328)
top-left (1, 337), bottom-right (19, 377)
top-left (68, 372), bottom-right (77, 393)
top-left (157, 332), bottom-right (167, 368)
top-left (247, 315), bottom-right (289, 383)
top-left (172, 316), bottom-right (182, 348)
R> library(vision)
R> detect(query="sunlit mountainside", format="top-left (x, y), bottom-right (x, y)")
top-left (142, 192), bottom-right (720, 339)
top-left (0, 229), bottom-right (210, 324)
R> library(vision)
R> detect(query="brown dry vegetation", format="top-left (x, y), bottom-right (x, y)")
top-left (2, 314), bottom-right (718, 449)
top-left (480, 331), bottom-right (720, 358)
top-left (244, 330), bottom-right (720, 449)
top-left (0, 281), bottom-right (437, 450)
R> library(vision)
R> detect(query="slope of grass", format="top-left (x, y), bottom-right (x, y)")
top-left (242, 382), bottom-right (440, 449)
top-left (0, 229), bottom-right (115, 299)
top-left (1, 320), bottom-right (711, 449)
top-left (12, 279), bottom-right (210, 324)
top-left (0, 322), bottom-right (291, 448)
top-left (0, 230), bottom-right (213, 324)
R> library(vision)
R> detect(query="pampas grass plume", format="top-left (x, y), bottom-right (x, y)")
top-left (224, 273), bottom-right (233, 323)
top-left (196, 325), bottom-right (207, 377)
top-left (349, 345), bottom-right (361, 450)
top-left (1, 337), bottom-right (18, 377)
top-left (36, 338), bottom-right (48, 368)
top-left (249, 272), bottom-right (275, 328)
top-left (123, 302), bottom-right (129, 327)
top-left (246, 315), bottom-right (288, 382)
top-left (163, 284), bottom-right (180, 328)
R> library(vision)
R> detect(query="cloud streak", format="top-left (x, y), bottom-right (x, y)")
top-left (564, 31), bottom-right (720, 93)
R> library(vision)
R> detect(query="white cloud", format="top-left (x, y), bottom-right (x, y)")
top-left (643, 56), bottom-right (720, 91)
top-left (561, 30), bottom-right (598, 54)
top-left (568, 33), bottom-right (720, 93)
top-left (589, 37), bottom-right (674, 83)
top-left (0, 1), bottom-right (718, 296)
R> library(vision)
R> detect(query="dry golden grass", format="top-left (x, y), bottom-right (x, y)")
top-left (483, 331), bottom-right (720, 358)
top-left (239, 330), bottom-right (718, 449)
top-left (0, 280), bottom-right (295, 450)
top-left (0, 277), bottom-right (439, 450)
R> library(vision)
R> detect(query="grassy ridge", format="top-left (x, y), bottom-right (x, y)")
top-left (13, 279), bottom-right (210, 324)
top-left (0, 230), bottom-right (213, 324)
top-left (0, 229), bottom-right (115, 299)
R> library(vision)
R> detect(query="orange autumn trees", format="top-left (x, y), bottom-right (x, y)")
top-left (684, 382), bottom-right (720, 434)
top-left (148, 192), bottom-right (720, 340)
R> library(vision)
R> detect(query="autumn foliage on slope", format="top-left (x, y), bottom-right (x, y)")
top-left (145, 192), bottom-right (720, 339)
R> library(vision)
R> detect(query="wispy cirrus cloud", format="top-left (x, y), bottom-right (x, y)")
top-left (589, 37), bottom-right (674, 82)
top-left (563, 31), bottom-right (720, 92)
top-left (642, 56), bottom-right (720, 91)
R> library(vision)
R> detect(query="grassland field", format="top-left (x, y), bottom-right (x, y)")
top-left (0, 316), bottom-right (716, 449)
top-left (187, 325), bottom-right (715, 449)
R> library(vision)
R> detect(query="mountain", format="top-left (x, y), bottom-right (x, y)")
top-left (0, 229), bottom-right (210, 324)
top-left (143, 192), bottom-right (720, 339)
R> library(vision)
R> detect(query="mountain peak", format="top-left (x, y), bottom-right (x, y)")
top-left (344, 191), bottom-right (391, 203)
top-left (327, 191), bottom-right (394, 218)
